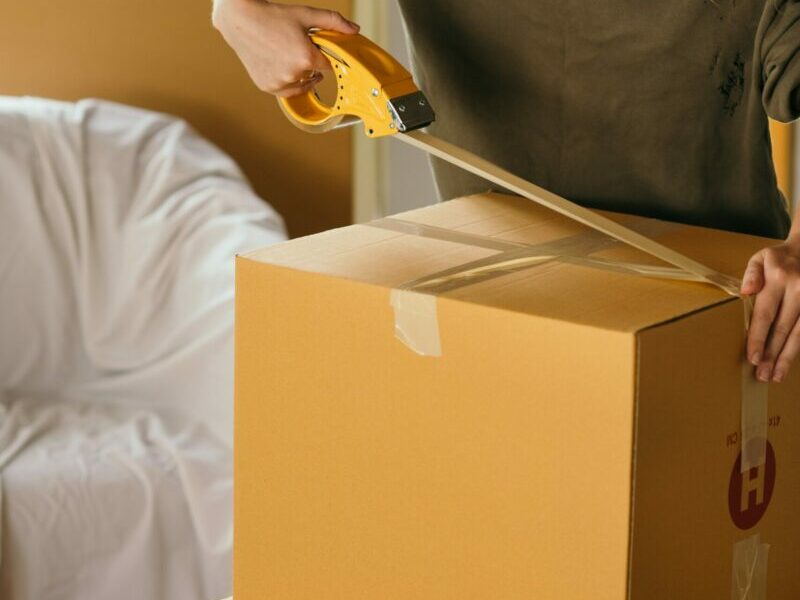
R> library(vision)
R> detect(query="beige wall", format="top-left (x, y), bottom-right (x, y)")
top-left (770, 120), bottom-right (797, 210)
top-left (351, 0), bottom-right (438, 222)
top-left (0, 0), bottom-right (352, 237)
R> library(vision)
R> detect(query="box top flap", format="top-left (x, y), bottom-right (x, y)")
top-left (243, 193), bottom-right (772, 332)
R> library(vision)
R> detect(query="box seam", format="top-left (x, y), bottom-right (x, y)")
top-left (634, 296), bottom-right (737, 334)
top-left (627, 333), bottom-right (641, 599)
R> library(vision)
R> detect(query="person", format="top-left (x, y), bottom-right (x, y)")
top-left (212, 0), bottom-right (800, 384)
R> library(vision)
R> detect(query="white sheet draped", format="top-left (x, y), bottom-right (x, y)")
top-left (0, 97), bottom-right (286, 599)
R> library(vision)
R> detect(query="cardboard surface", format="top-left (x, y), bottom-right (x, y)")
top-left (235, 193), bottom-right (799, 598)
top-left (632, 300), bottom-right (800, 597)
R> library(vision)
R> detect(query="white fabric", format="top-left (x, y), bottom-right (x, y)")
top-left (0, 97), bottom-right (286, 599)
top-left (0, 96), bottom-right (286, 443)
top-left (0, 396), bottom-right (232, 600)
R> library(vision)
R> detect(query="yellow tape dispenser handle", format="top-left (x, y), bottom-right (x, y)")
top-left (278, 31), bottom-right (435, 138)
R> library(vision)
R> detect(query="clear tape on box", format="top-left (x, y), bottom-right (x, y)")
top-left (740, 295), bottom-right (769, 473)
top-left (390, 289), bottom-right (441, 357)
top-left (732, 533), bottom-right (770, 600)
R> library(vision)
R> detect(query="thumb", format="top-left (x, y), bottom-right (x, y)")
top-left (302, 8), bottom-right (360, 34)
top-left (741, 252), bottom-right (766, 295)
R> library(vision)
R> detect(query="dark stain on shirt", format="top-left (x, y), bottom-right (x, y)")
top-left (709, 50), bottom-right (720, 73)
top-left (718, 52), bottom-right (745, 116)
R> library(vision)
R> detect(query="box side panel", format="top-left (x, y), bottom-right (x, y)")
top-left (632, 300), bottom-right (800, 598)
top-left (235, 257), bottom-right (637, 600)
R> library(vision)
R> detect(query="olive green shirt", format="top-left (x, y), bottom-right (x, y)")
top-left (398, 0), bottom-right (800, 238)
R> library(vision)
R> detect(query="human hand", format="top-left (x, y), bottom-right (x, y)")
top-left (212, 0), bottom-right (359, 97)
top-left (741, 238), bottom-right (800, 382)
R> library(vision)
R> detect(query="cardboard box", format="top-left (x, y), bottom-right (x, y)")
top-left (235, 193), bottom-right (799, 599)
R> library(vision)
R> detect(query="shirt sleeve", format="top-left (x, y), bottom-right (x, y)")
top-left (760, 0), bottom-right (800, 122)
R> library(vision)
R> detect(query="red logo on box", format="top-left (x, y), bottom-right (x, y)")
top-left (728, 440), bottom-right (776, 530)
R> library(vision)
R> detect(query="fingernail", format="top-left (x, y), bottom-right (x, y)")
top-left (750, 352), bottom-right (761, 365)
top-left (348, 19), bottom-right (360, 29)
top-left (773, 369), bottom-right (785, 383)
top-left (757, 366), bottom-right (771, 382)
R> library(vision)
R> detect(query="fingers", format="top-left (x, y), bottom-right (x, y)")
top-left (308, 46), bottom-right (334, 72)
top-left (773, 319), bottom-right (800, 382)
top-left (301, 7), bottom-right (360, 34)
top-left (760, 293), bottom-right (799, 380)
top-left (270, 42), bottom-right (327, 95)
top-left (745, 245), bottom-right (800, 382)
top-left (274, 72), bottom-right (323, 98)
top-left (741, 252), bottom-right (766, 295)
top-left (276, 5), bottom-right (361, 95)
top-left (747, 281), bottom-right (783, 369)
top-left (299, 8), bottom-right (359, 73)
top-left (213, 0), bottom-right (359, 96)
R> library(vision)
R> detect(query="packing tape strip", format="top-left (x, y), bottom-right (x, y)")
top-left (372, 217), bottom-right (704, 354)
top-left (371, 216), bottom-right (695, 295)
top-left (741, 364), bottom-right (769, 473)
top-left (390, 289), bottom-right (442, 357)
top-left (372, 215), bottom-right (684, 256)
top-left (371, 215), bottom-right (769, 475)
top-left (398, 250), bottom-right (706, 296)
top-left (732, 533), bottom-right (770, 600)
top-left (402, 130), bottom-right (746, 296)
